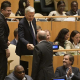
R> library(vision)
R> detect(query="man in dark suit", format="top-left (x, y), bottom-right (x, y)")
top-left (0, 1), bottom-right (11, 80)
top-left (16, 6), bottom-right (37, 74)
top-left (55, 54), bottom-right (80, 80)
top-left (10, 28), bottom-right (18, 46)
top-left (5, 65), bottom-right (33, 80)
top-left (66, 1), bottom-right (80, 16)
top-left (31, 31), bottom-right (54, 80)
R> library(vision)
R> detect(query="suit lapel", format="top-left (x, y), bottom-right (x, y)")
top-left (24, 17), bottom-right (35, 38)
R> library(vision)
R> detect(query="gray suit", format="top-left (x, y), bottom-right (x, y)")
top-left (31, 41), bottom-right (54, 80)
top-left (5, 72), bottom-right (33, 80)
top-left (66, 9), bottom-right (80, 16)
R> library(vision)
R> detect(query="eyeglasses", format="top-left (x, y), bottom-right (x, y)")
top-left (17, 71), bottom-right (25, 74)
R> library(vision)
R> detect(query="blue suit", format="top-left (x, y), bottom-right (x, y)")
top-left (10, 39), bottom-right (17, 46)
top-left (16, 17), bottom-right (37, 74)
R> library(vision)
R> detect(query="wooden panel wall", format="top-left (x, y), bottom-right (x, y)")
top-left (8, 21), bottom-right (78, 42)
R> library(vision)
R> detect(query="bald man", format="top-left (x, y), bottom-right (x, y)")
top-left (5, 65), bottom-right (33, 80)
top-left (31, 31), bottom-right (54, 80)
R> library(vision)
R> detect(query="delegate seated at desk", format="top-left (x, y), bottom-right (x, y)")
top-left (55, 54), bottom-right (80, 80)
top-left (66, 30), bottom-right (80, 55)
top-left (54, 28), bottom-right (70, 56)
top-left (47, 1), bottom-right (66, 21)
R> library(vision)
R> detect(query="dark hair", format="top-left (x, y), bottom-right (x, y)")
top-left (71, 1), bottom-right (78, 6)
top-left (14, 28), bottom-right (18, 38)
top-left (57, 1), bottom-right (65, 7)
top-left (64, 54), bottom-right (74, 65)
top-left (19, 0), bottom-right (28, 9)
top-left (54, 28), bottom-right (69, 47)
top-left (70, 30), bottom-right (80, 43)
top-left (1, 1), bottom-right (11, 10)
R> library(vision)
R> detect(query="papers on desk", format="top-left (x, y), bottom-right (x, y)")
top-left (64, 17), bottom-right (75, 21)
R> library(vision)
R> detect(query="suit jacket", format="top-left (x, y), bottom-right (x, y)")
top-left (16, 17), bottom-right (37, 56)
top-left (31, 41), bottom-right (54, 80)
top-left (0, 13), bottom-right (9, 53)
top-left (66, 9), bottom-right (80, 16)
top-left (10, 39), bottom-right (17, 46)
top-left (5, 72), bottom-right (33, 80)
top-left (55, 66), bottom-right (80, 80)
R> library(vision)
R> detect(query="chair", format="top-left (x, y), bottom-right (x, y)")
top-left (34, 13), bottom-right (47, 21)
top-left (40, 0), bottom-right (55, 15)
top-left (8, 44), bottom-right (20, 74)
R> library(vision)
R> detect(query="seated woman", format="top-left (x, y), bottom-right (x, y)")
top-left (54, 28), bottom-right (70, 56)
top-left (15, 0), bottom-right (30, 16)
top-left (47, 1), bottom-right (66, 21)
top-left (66, 30), bottom-right (80, 55)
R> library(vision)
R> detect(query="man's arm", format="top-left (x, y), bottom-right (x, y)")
top-left (72, 68), bottom-right (80, 80)
top-left (0, 20), bottom-right (8, 50)
top-left (55, 67), bottom-right (66, 79)
top-left (5, 77), bottom-right (12, 80)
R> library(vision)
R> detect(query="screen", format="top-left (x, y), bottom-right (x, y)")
top-left (53, 79), bottom-right (65, 80)
top-left (52, 45), bottom-right (59, 49)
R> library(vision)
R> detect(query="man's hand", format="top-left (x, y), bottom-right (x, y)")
top-left (7, 41), bottom-right (10, 46)
top-left (27, 44), bottom-right (34, 50)
top-left (67, 66), bottom-right (72, 77)
top-left (6, 49), bottom-right (10, 58)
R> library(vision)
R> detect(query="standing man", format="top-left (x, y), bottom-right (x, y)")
top-left (55, 54), bottom-right (80, 80)
top-left (0, 1), bottom-right (11, 80)
top-left (31, 31), bottom-right (54, 80)
top-left (16, 6), bottom-right (37, 74)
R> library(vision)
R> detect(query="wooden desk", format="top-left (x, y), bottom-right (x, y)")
top-left (21, 55), bottom-right (33, 76)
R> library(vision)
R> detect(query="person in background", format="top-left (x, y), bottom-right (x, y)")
top-left (31, 31), bottom-right (54, 80)
top-left (5, 65), bottom-right (33, 80)
top-left (66, 1), bottom-right (80, 16)
top-left (16, 6), bottom-right (37, 75)
top-left (66, 30), bottom-right (80, 55)
top-left (55, 54), bottom-right (80, 80)
top-left (45, 30), bottom-right (51, 41)
top-left (10, 28), bottom-right (18, 46)
top-left (47, 1), bottom-right (66, 21)
top-left (0, 1), bottom-right (11, 80)
top-left (36, 25), bottom-right (42, 32)
top-left (15, 0), bottom-right (30, 16)
top-left (54, 28), bottom-right (70, 56)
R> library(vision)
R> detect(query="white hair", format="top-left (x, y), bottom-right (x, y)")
top-left (25, 6), bottom-right (35, 14)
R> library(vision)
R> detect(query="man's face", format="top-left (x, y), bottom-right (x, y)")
top-left (15, 66), bottom-right (25, 79)
top-left (25, 11), bottom-right (35, 21)
top-left (2, 7), bottom-right (11, 17)
top-left (71, 2), bottom-right (78, 12)
top-left (63, 55), bottom-right (72, 67)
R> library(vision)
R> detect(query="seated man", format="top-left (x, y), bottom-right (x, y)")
top-left (66, 1), bottom-right (80, 16)
top-left (55, 54), bottom-right (80, 80)
top-left (5, 65), bottom-right (33, 80)
top-left (10, 28), bottom-right (18, 46)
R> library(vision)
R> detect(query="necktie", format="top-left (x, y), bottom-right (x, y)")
top-left (29, 22), bottom-right (36, 45)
